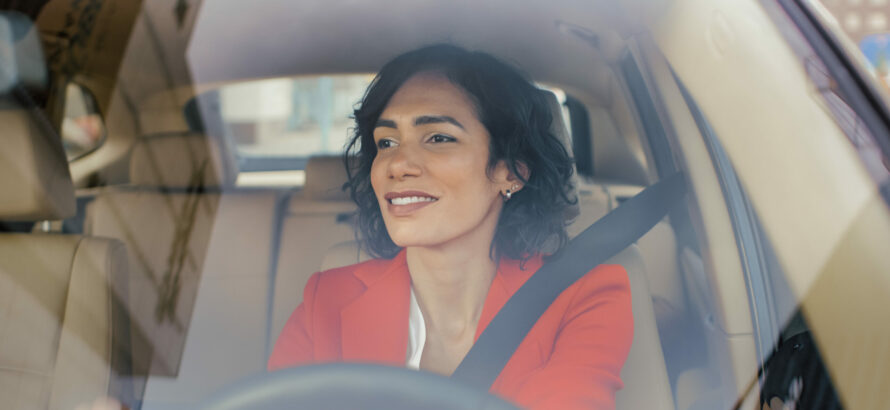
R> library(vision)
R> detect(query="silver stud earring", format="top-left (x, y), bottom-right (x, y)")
top-left (503, 184), bottom-right (520, 201)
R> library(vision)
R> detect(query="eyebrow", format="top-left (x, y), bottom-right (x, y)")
top-left (374, 115), bottom-right (465, 130)
top-left (414, 115), bottom-right (465, 130)
top-left (375, 119), bottom-right (398, 129)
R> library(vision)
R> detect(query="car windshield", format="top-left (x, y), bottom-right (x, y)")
top-left (214, 75), bottom-right (371, 159)
top-left (188, 75), bottom-right (569, 188)
top-left (2, 1), bottom-right (890, 410)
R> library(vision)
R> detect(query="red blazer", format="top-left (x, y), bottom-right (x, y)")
top-left (268, 250), bottom-right (633, 410)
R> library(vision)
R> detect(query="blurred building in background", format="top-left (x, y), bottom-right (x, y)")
top-left (819, 0), bottom-right (890, 92)
top-left (820, 0), bottom-right (889, 42)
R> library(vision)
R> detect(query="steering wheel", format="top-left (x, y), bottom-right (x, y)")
top-left (199, 363), bottom-right (520, 410)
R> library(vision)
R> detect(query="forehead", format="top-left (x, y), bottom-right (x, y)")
top-left (381, 73), bottom-right (479, 120)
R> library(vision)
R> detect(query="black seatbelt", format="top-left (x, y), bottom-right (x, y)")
top-left (450, 172), bottom-right (687, 388)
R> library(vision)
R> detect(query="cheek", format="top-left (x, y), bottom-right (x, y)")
top-left (469, 156), bottom-right (499, 193)
top-left (369, 157), bottom-right (385, 196)
top-left (445, 158), bottom-right (500, 199)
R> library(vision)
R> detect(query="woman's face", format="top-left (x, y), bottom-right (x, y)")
top-left (370, 72), bottom-right (514, 251)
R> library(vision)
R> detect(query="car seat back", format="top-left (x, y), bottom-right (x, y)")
top-left (270, 155), bottom-right (358, 353)
top-left (84, 132), bottom-right (280, 404)
top-left (0, 13), bottom-right (127, 408)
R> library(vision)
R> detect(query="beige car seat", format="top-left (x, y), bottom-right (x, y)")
top-left (0, 12), bottom-right (127, 409)
top-left (84, 132), bottom-right (281, 404)
top-left (269, 155), bottom-right (357, 354)
top-left (85, 132), bottom-right (238, 379)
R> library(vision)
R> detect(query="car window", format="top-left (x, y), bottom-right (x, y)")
top-left (678, 83), bottom-right (843, 409)
top-left (218, 75), bottom-right (373, 160)
top-left (61, 82), bottom-right (106, 161)
top-left (808, 0), bottom-right (890, 100)
top-left (9, 1), bottom-right (890, 409)
top-left (644, 1), bottom-right (890, 407)
top-left (198, 75), bottom-right (572, 187)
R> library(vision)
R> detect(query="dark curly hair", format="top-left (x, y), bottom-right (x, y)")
top-left (344, 44), bottom-right (577, 262)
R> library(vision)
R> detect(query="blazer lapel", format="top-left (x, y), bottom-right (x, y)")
top-left (474, 255), bottom-right (543, 342)
top-left (339, 251), bottom-right (544, 363)
top-left (340, 250), bottom-right (411, 365)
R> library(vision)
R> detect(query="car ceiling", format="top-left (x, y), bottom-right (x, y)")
top-left (61, 0), bottom-right (673, 109)
top-left (186, 0), bottom-right (628, 83)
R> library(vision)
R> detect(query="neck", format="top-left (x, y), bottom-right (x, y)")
top-left (406, 243), bottom-right (498, 339)
top-left (404, 194), bottom-right (504, 339)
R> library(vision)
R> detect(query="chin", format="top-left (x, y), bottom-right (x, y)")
top-left (387, 229), bottom-right (445, 249)
top-left (389, 235), bottom-right (434, 249)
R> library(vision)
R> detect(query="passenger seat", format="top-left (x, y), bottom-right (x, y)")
top-left (270, 155), bottom-right (357, 353)
top-left (85, 132), bottom-right (239, 378)
top-left (84, 133), bottom-right (280, 405)
top-left (0, 12), bottom-right (127, 408)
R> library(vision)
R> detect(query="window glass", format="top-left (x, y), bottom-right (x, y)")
top-left (61, 83), bottom-right (106, 161)
top-left (809, 1), bottom-right (890, 99)
top-left (218, 75), bottom-right (373, 160)
top-left (679, 85), bottom-right (843, 408)
top-left (211, 75), bottom-right (572, 187)
top-left (217, 76), bottom-right (572, 161)
top-left (659, 2), bottom-right (890, 405)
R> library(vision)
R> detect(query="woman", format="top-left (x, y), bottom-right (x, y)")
top-left (269, 44), bottom-right (633, 409)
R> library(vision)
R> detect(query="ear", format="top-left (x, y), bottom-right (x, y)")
top-left (509, 161), bottom-right (530, 187)
top-left (493, 160), bottom-right (530, 193)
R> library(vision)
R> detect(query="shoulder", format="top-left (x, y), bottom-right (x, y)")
top-left (502, 255), bottom-right (631, 303)
top-left (305, 257), bottom-right (401, 300)
top-left (313, 257), bottom-right (390, 283)
top-left (518, 254), bottom-right (629, 289)
top-left (578, 263), bottom-right (632, 295)
top-left (560, 263), bottom-right (633, 329)
top-left (575, 263), bottom-right (632, 307)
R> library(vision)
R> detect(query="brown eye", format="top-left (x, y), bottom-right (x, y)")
top-left (428, 134), bottom-right (456, 143)
top-left (376, 138), bottom-right (396, 149)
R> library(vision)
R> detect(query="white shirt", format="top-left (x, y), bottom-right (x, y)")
top-left (406, 287), bottom-right (427, 369)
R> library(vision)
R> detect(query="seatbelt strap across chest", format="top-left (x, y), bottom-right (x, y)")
top-left (450, 172), bottom-right (687, 388)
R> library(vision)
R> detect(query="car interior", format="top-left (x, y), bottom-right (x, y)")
top-left (4, 0), bottom-right (890, 409)
top-left (0, 2), bottom-right (740, 409)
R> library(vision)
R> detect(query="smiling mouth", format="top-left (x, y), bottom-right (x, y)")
top-left (388, 196), bottom-right (438, 205)
top-left (384, 192), bottom-right (439, 216)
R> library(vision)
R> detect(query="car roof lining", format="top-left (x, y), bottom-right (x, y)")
top-left (60, 0), bottom-right (675, 186)
top-left (112, 0), bottom-right (678, 106)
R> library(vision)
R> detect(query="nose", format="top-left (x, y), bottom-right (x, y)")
top-left (387, 144), bottom-right (422, 180)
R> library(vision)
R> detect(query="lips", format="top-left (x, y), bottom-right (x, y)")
top-left (384, 190), bottom-right (438, 216)
top-left (390, 196), bottom-right (437, 205)
top-left (384, 190), bottom-right (438, 203)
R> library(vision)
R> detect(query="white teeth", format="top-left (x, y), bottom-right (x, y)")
top-left (390, 196), bottom-right (437, 205)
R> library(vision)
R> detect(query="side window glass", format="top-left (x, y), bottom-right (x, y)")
top-left (678, 79), bottom-right (844, 410)
top-left (61, 83), bottom-right (106, 161)
top-left (217, 75), bottom-right (373, 164)
top-left (808, 1), bottom-right (890, 100)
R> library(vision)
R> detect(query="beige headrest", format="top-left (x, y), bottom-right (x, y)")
top-left (541, 90), bottom-right (574, 158)
top-left (0, 13), bottom-right (72, 221)
top-left (129, 133), bottom-right (238, 188)
top-left (0, 12), bottom-right (47, 93)
top-left (300, 155), bottom-right (350, 201)
top-left (541, 89), bottom-right (580, 219)
top-left (0, 109), bottom-right (76, 221)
